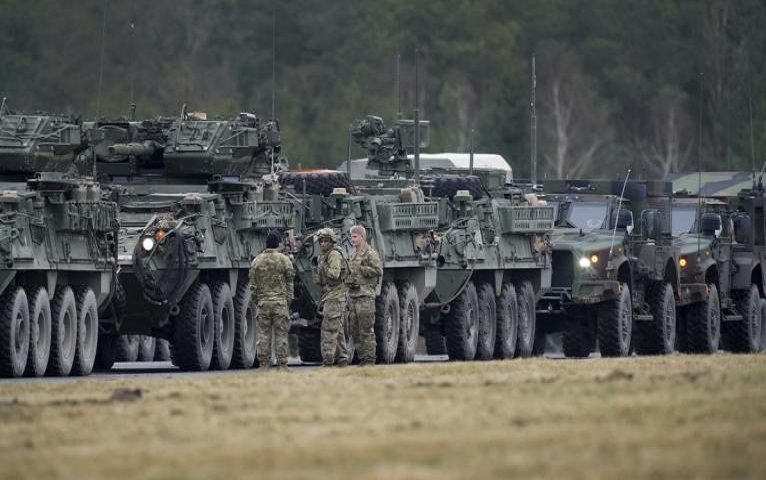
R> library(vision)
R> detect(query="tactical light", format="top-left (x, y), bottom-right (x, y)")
top-left (141, 237), bottom-right (156, 252)
top-left (578, 257), bottom-right (591, 268)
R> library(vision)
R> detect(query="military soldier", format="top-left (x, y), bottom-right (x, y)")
top-left (314, 228), bottom-right (349, 367)
top-left (346, 225), bottom-right (383, 365)
top-left (249, 229), bottom-right (294, 371)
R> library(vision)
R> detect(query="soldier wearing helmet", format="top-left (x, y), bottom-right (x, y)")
top-left (314, 228), bottom-right (349, 367)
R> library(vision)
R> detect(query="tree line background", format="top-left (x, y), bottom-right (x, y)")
top-left (1, 0), bottom-right (765, 179)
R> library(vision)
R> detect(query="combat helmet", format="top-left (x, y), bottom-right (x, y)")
top-left (317, 228), bottom-right (337, 243)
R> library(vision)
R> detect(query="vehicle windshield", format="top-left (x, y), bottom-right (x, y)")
top-left (672, 206), bottom-right (697, 234)
top-left (567, 202), bottom-right (608, 229)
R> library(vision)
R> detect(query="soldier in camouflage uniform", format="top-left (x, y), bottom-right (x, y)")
top-left (249, 229), bottom-right (294, 371)
top-left (314, 228), bottom-right (349, 367)
top-left (346, 225), bottom-right (383, 365)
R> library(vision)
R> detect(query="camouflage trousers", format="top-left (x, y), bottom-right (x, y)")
top-left (348, 295), bottom-right (376, 365)
top-left (256, 300), bottom-right (290, 367)
top-left (321, 298), bottom-right (348, 366)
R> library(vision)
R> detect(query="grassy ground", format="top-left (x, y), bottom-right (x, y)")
top-left (1, 354), bottom-right (765, 480)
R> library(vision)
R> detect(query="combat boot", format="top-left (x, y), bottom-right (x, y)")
top-left (277, 364), bottom-right (291, 372)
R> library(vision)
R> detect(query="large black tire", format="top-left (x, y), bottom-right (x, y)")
top-left (0, 287), bottom-right (30, 378)
top-left (95, 335), bottom-right (117, 371)
top-left (514, 281), bottom-right (537, 358)
top-left (725, 285), bottom-right (761, 353)
top-left (116, 335), bottom-right (140, 362)
top-left (24, 287), bottom-right (51, 377)
top-left (598, 283), bottom-right (633, 357)
top-left (494, 283), bottom-right (518, 359)
top-left (154, 339), bottom-right (171, 361)
top-left (231, 283), bottom-right (257, 369)
top-left (562, 316), bottom-right (593, 358)
top-left (423, 175), bottom-right (485, 200)
top-left (173, 282), bottom-right (215, 371)
top-left (445, 282), bottom-right (479, 361)
top-left (279, 170), bottom-right (354, 196)
top-left (297, 328), bottom-right (322, 364)
top-left (137, 335), bottom-right (157, 361)
top-left (686, 283), bottom-right (721, 354)
top-left (210, 282), bottom-right (235, 370)
top-left (375, 282), bottom-right (401, 364)
top-left (47, 286), bottom-right (77, 376)
top-left (395, 282), bottom-right (419, 363)
top-left (634, 282), bottom-right (676, 355)
top-left (72, 287), bottom-right (98, 376)
top-left (476, 283), bottom-right (497, 361)
top-left (424, 328), bottom-right (447, 355)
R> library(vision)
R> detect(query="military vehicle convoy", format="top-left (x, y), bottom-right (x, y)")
top-left (89, 108), bottom-right (296, 371)
top-left (536, 179), bottom-right (681, 357)
top-left (0, 102), bottom-right (119, 377)
top-left (288, 115), bottom-right (554, 364)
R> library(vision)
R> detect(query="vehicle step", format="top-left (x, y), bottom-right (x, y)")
top-left (634, 314), bottom-right (654, 321)
top-left (722, 314), bottom-right (744, 322)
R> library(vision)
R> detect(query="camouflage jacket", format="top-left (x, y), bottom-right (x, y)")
top-left (249, 248), bottom-right (295, 303)
top-left (314, 247), bottom-right (348, 302)
top-left (346, 242), bottom-right (382, 298)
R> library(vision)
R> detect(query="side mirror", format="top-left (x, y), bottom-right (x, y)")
top-left (700, 212), bottom-right (722, 237)
top-left (733, 213), bottom-right (752, 244)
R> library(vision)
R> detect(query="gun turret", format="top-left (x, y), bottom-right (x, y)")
top-left (351, 115), bottom-right (429, 178)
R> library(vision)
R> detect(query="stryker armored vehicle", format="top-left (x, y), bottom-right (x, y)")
top-left (92, 108), bottom-right (297, 371)
top-left (536, 179), bottom-right (680, 357)
top-left (0, 100), bottom-right (119, 377)
top-left (290, 115), bottom-right (554, 364)
top-left (670, 181), bottom-right (763, 354)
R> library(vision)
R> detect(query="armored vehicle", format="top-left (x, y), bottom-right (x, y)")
top-left (92, 108), bottom-right (296, 371)
top-left (670, 185), bottom-right (763, 354)
top-left (291, 115), bottom-right (554, 364)
top-left (0, 103), bottom-right (119, 378)
top-left (537, 179), bottom-right (680, 357)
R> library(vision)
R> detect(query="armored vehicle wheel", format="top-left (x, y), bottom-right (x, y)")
top-left (47, 286), bottom-right (77, 376)
top-left (375, 282), bottom-right (401, 364)
top-left (686, 283), bottom-right (721, 354)
top-left (476, 283), bottom-right (497, 361)
top-left (116, 335), bottom-right (140, 362)
top-left (598, 283), bottom-right (633, 357)
top-left (210, 282), bottom-right (235, 370)
top-left (494, 283), bottom-right (518, 359)
top-left (24, 287), bottom-right (51, 377)
top-left (0, 287), bottom-right (30, 378)
top-left (634, 282), bottom-right (676, 355)
top-left (725, 285), bottom-right (761, 353)
top-left (72, 287), bottom-right (98, 376)
top-left (154, 339), bottom-right (172, 361)
top-left (173, 282), bottom-right (215, 371)
top-left (424, 329), bottom-right (446, 355)
top-left (95, 335), bottom-right (117, 371)
top-left (297, 328), bottom-right (322, 363)
top-left (395, 282), bottom-right (419, 363)
top-left (514, 281), bottom-right (537, 358)
top-left (137, 335), bottom-right (157, 361)
top-left (445, 282), bottom-right (479, 361)
top-left (231, 283), bottom-right (257, 369)
top-left (562, 317), bottom-right (593, 358)
top-left (279, 171), bottom-right (354, 196)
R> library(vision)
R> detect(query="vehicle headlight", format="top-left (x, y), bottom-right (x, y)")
top-left (590, 254), bottom-right (599, 264)
top-left (578, 257), bottom-right (592, 268)
top-left (679, 257), bottom-right (687, 268)
top-left (141, 236), bottom-right (156, 252)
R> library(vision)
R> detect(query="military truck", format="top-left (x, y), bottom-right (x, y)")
top-left (536, 179), bottom-right (681, 357)
top-left (0, 101), bottom-right (119, 377)
top-left (670, 186), bottom-right (763, 354)
top-left (290, 115), bottom-right (554, 364)
top-left (91, 108), bottom-right (296, 371)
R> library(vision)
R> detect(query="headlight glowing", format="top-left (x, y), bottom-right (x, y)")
top-left (679, 258), bottom-right (687, 268)
top-left (141, 237), bottom-right (156, 252)
top-left (590, 254), bottom-right (599, 264)
top-left (155, 229), bottom-right (166, 241)
top-left (578, 257), bottom-right (592, 268)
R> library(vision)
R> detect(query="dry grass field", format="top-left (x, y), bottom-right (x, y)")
top-left (1, 354), bottom-right (765, 480)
